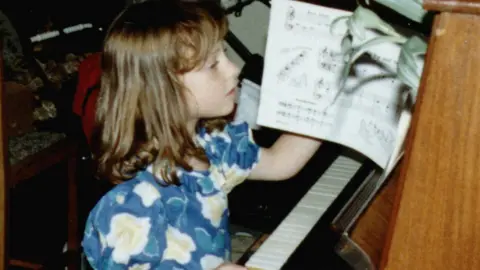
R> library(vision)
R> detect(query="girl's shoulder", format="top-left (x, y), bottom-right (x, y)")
top-left (87, 173), bottom-right (167, 223)
top-left (196, 121), bottom-right (254, 147)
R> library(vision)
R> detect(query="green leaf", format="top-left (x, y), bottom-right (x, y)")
top-left (349, 6), bottom-right (402, 40)
top-left (350, 35), bottom-right (406, 64)
top-left (396, 36), bottom-right (427, 100)
top-left (330, 15), bottom-right (350, 36)
top-left (341, 35), bottom-right (353, 55)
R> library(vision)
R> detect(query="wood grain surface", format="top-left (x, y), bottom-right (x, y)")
top-left (350, 162), bottom-right (403, 267)
top-left (424, 0), bottom-right (480, 14)
top-left (381, 11), bottom-right (480, 270)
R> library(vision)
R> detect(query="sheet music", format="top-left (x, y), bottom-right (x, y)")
top-left (235, 79), bottom-right (262, 130)
top-left (257, 0), bottom-right (407, 169)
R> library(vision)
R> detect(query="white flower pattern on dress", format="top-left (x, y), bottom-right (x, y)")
top-left (106, 213), bottom-right (151, 265)
top-left (200, 254), bottom-right (224, 270)
top-left (163, 226), bottom-right (197, 264)
top-left (209, 166), bottom-right (226, 189)
top-left (220, 163), bottom-right (251, 194)
top-left (99, 232), bottom-right (107, 252)
top-left (116, 194), bottom-right (125, 204)
top-left (210, 129), bottom-right (232, 143)
top-left (133, 181), bottom-right (161, 207)
top-left (128, 263), bottom-right (151, 270)
top-left (196, 192), bottom-right (227, 228)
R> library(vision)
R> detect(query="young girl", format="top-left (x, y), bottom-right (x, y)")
top-left (82, 0), bottom-right (322, 269)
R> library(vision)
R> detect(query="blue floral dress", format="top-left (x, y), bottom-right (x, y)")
top-left (82, 122), bottom-right (260, 270)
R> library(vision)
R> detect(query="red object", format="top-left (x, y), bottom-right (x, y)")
top-left (73, 53), bottom-right (102, 144)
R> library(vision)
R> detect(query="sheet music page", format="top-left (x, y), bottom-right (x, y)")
top-left (257, 0), bottom-right (406, 169)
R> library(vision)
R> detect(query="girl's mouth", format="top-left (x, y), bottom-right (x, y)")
top-left (226, 87), bottom-right (236, 96)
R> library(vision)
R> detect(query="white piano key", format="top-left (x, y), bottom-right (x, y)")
top-left (245, 155), bottom-right (361, 270)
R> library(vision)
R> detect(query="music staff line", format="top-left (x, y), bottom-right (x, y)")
top-left (278, 91), bottom-right (399, 122)
top-left (313, 81), bottom-right (401, 115)
top-left (275, 110), bottom-right (334, 127)
top-left (277, 45), bottom-right (400, 86)
top-left (284, 5), bottom-right (346, 36)
top-left (275, 104), bottom-right (395, 155)
top-left (274, 104), bottom-right (395, 154)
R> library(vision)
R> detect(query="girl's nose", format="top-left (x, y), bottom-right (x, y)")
top-left (225, 58), bottom-right (240, 79)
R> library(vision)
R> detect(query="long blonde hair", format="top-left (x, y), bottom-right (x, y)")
top-left (92, 0), bottom-right (228, 185)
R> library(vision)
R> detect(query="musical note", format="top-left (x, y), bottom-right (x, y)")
top-left (277, 50), bottom-right (309, 82)
top-left (283, 4), bottom-right (342, 36)
top-left (318, 47), bottom-right (343, 62)
top-left (370, 53), bottom-right (398, 67)
top-left (288, 6), bottom-right (295, 20)
top-left (278, 101), bottom-right (328, 117)
top-left (285, 21), bottom-right (294, 31)
top-left (285, 5), bottom-right (338, 30)
top-left (285, 6), bottom-right (295, 30)
top-left (284, 21), bottom-right (316, 32)
top-left (276, 109), bottom-right (333, 127)
top-left (358, 119), bottom-right (394, 154)
top-left (278, 101), bottom-right (296, 110)
top-left (316, 47), bottom-right (343, 74)
top-left (313, 78), bottom-right (335, 101)
top-left (367, 92), bottom-right (401, 116)
top-left (319, 62), bottom-right (340, 73)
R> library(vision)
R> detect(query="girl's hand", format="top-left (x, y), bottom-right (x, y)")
top-left (215, 262), bottom-right (247, 270)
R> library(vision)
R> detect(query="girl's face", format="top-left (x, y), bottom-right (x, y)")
top-left (181, 42), bottom-right (240, 120)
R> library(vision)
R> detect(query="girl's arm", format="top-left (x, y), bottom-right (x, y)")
top-left (248, 133), bottom-right (322, 181)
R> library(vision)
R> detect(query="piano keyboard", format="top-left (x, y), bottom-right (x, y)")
top-left (245, 155), bottom-right (362, 270)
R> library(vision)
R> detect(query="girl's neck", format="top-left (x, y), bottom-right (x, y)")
top-left (186, 118), bottom-right (210, 171)
top-left (187, 118), bottom-right (199, 137)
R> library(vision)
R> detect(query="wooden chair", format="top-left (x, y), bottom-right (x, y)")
top-left (7, 137), bottom-right (79, 270)
top-left (0, 39), bottom-right (81, 269)
top-left (1, 39), bottom-right (10, 270)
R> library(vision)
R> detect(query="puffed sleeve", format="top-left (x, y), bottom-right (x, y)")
top-left (197, 121), bottom-right (261, 193)
top-left (220, 121), bottom-right (261, 170)
top-left (82, 180), bottom-right (181, 269)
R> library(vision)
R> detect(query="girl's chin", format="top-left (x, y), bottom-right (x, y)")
top-left (218, 101), bottom-right (237, 118)
top-left (197, 101), bottom-right (237, 119)
top-left (215, 102), bottom-right (235, 118)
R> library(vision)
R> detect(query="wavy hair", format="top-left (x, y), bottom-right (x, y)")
top-left (92, 0), bottom-right (228, 185)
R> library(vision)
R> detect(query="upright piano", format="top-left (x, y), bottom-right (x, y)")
top-left (229, 0), bottom-right (480, 269)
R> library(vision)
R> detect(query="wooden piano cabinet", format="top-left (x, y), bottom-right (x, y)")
top-left (348, 2), bottom-right (480, 269)
top-left (423, 0), bottom-right (480, 14)
top-left (377, 1), bottom-right (480, 269)
top-left (349, 161), bottom-right (403, 267)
